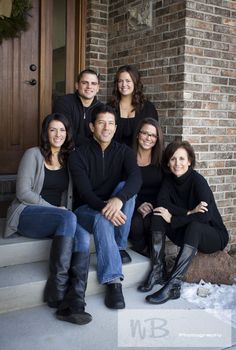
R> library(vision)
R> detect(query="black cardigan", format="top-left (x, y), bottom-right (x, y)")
top-left (157, 168), bottom-right (228, 246)
top-left (53, 92), bottom-right (102, 146)
top-left (69, 139), bottom-right (142, 211)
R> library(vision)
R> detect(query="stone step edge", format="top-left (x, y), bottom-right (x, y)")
top-left (0, 250), bottom-right (149, 314)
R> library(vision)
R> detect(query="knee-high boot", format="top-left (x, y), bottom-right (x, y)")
top-left (146, 244), bottom-right (197, 304)
top-left (56, 252), bottom-right (92, 325)
top-left (138, 231), bottom-right (166, 292)
top-left (44, 235), bottom-right (74, 308)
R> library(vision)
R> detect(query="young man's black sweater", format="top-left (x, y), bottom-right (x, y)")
top-left (156, 168), bottom-right (228, 248)
top-left (53, 92), bottom-right (102, 146)
top-left (69, 139), bottom-right (142, 211)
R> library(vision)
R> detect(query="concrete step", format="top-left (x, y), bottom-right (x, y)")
top-left (0, 249), bottom-right (149, 314)
top-left (0, 218), bottom-right (96, 267)
top-left (0, 234), bottom-right (97, 268)
top-left (0, 218), bottom-right (176, 268)
top-left (0, 235), bottom-right (51, 268)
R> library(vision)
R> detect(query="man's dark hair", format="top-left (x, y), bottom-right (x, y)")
top-left (91, 104), bottom-right (117, 125)
top-left (77, 69), bottom-right (100, 83)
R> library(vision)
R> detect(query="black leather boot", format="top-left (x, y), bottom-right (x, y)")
top-left (44, 235), bottom-right (74, 308)
top-left (56, 252), bottom-right (92, 325)
top-left (146, 244), bottom-right (197, 304)
top-left (138, 231), bottom-right (166, 292)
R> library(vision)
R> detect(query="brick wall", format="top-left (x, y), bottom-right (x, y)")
top-left (183, 0), bottom-right (236, 250)
top-left (86, 0), bottom-right (236, 254)
top-left (86, 0), bottom-right (109, 101)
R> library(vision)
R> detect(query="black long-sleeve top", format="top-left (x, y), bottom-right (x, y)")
top-left (53, 92), bottom-right (102, 146)
top-left (68, 139), bottom-right (142, 211)
top-left (113, 100), bottom-right (158, 147)
top-left (136, 164), bottom-right (163, 208)
top-left (157, 168), bottom-right (228, 247)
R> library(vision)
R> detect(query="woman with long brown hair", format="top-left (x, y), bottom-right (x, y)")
top-left (4, 113), bottom-right (92, 325)
top-left (110, 65), bottom-right (158, 147)
top-left (129, 118), bottom-right (164, 257)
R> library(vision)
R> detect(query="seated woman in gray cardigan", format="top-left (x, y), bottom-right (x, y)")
top-left (4, 113), bottom-right (91, 326)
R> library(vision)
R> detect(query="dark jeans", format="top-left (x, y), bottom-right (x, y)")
top-left (18, 205), bottom-right (90, 253)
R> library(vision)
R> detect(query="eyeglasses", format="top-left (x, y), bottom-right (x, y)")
top-left (139, 130), bottom-right (157, 139)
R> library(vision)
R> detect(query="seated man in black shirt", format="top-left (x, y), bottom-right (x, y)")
top-left (69, 104), bottom-right (142, 309)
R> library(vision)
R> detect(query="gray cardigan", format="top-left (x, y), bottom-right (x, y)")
top-left (4, 147), bottom-right (73, 237)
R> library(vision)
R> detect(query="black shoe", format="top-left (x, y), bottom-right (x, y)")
top-left (104, 283), bottom-right (125, 309)
top-left (56, 307), bottom-right (92, 325)
top-left (119, 250), bottom-right (132, 264)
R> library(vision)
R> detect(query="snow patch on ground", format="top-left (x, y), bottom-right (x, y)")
top-left (181, 280), bottom-right (236, 328)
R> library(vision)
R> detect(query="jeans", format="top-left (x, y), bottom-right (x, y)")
top-left (18, 205), bottom-right (90, 253)
top-left (110, 181), bottom-right (136, 249)
top-left (75, 185), bottom-right (136, 284)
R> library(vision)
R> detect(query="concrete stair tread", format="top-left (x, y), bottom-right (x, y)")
top-left (0, 249), bottom-right (148, 288)
top-left (0, 230), bottom-right (95, 267)
top-left (0, 260), bottom-right (48, 288)
top-left (0, 234), bottom-right (48, 245)
top-left (0, 249), bottom-right (150, 313)
top-left (0, 235), bottom-right (52, 268)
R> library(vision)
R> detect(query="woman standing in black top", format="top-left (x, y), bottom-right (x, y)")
top-left (129, 118), bottom-right (164, 256)
top-left (109, 65), bottom-right (158, 147)
top-left (139, 140), bottom-right (229, 304)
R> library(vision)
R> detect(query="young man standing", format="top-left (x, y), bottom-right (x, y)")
top-left (69, 104), bottom-right (142, 309)
top-left (53, 69), bottom-right (102, 146)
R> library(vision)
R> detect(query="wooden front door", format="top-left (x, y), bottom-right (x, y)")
top-left (0, 0), bottom-right (86, 175)
top-left (0, 0), bottom-right (39, 174)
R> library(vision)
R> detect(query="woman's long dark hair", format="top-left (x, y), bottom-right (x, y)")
top-left (133, 118), bottom-right (164, 166)
top-left (40, 113), bottom-right (74, 166)
top-left (110, 65), bottom-right (145, 113)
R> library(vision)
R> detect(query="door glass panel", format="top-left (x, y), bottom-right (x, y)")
top-left (52, 0), bottom-right (66, 99)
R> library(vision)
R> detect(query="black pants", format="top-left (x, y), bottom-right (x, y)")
top-left (129, 211), bottom-right (152, 252)
top-left (151, 215), bottom-right (226, 253)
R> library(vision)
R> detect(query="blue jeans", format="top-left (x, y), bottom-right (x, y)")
top-left (112, 182), bottom-right (136, 250)
top-left (75, 186), bottom-right (135, 284)
top-left (18, 206), bottom-right (90, 253)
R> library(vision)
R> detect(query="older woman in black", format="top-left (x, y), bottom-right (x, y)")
top-left (129, 118), bottom-right (164, 257)
top-left (109, 65), bottom-right (158, 147)
top-left (139, 140), bottom-right (229, 304)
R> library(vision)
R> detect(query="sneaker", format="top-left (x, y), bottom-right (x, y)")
top-left (119, 250), bottom-right (132, 264)
top-left (104, 283), bottom-right (125, 309)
